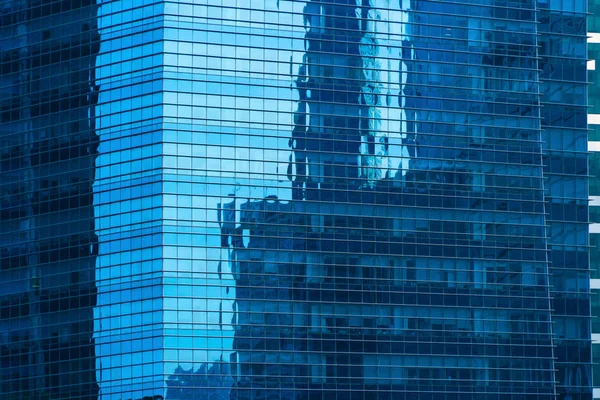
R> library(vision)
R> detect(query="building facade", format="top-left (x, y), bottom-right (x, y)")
top-left (0, 1), bottom-right (591, 400)
top-left (0, 0), bottom-right (100, 398)
top-left (588, 0), bottom-right (600, 398)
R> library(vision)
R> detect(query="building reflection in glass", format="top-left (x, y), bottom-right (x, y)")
top-left (207, 1), bottom-right (560, 399)
top-left (0, 0), bottom-right (589, 399)
top-left (86, 0), bottom-right (587, 399)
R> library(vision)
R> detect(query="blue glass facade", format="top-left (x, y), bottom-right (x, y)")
top-left (0, 1), bottom-right (591, 400)
top-left (0, 0), bottom-right (100, 398)
top-left (586, 0), bottom-right (600, 398)
top-left (537, 1), bottom-right (590, 398)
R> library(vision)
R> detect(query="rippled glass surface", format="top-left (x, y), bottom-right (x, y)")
top-left (0, 0), bottom-right (590, 399)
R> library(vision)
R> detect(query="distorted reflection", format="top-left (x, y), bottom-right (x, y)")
top-left (88, 0), bottom-right (588, 399)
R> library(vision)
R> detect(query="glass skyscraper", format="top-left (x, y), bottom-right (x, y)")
top-left (0, 1), bottom-right (591, 400)
top-left (1, 0), bottom-right (100, 398)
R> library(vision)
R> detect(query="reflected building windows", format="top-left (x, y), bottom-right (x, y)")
top-left (0, 0), bottom-right (591, 400)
